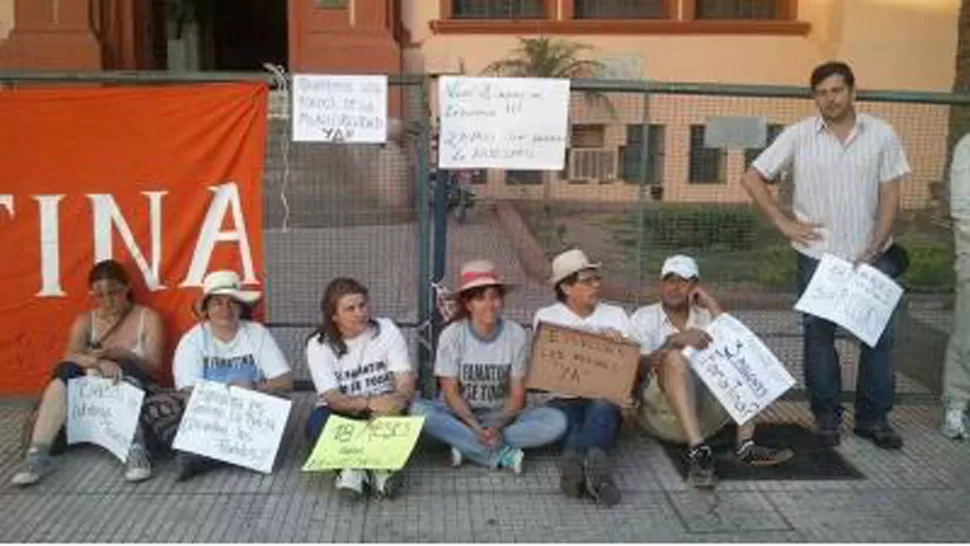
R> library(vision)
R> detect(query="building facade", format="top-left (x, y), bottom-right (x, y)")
top-left (0, 0), bottom-right (960, 206)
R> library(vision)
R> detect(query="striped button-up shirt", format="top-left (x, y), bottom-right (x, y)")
top-left (752, 113), bottom-right (911, 260)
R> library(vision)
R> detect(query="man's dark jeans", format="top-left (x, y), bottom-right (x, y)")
top-left (796, 250), bottom-right (903, 430)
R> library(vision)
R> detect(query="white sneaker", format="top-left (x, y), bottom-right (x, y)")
top-left (335, 468), bottom-right (366, 500)
top-left (370, 470), bottom-right (403, 499)
top-left (123, 444), bottom-right (153, 483)
top-left (498, 447), bottom-right (524, 475)
top-left (450, 447), bottom-right (463, 467)
top-left (942, 405), bottom-right (967, 440)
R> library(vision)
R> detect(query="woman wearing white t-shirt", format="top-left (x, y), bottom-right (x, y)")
top-left (305, 277), bottom-right (416, 500)
top-left (411, 260), bottom-right (567, 473)
top-left (159, 270), bottom-right (293, 481)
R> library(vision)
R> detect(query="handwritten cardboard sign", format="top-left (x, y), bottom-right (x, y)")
top-left (526, 323), bottom-right (640, 406)
top-left (794, 253), bottom-right (903, 347)
top-left (292, 74), bottom-right (388, 143)
top-left (684, 314), bottom-right (796, 425)
top-left (437, 76), bottom-right (570, 170)
top-left (302, 415), bottom-right (425, 471)
top-left (67, 376), bottom-right (146, 462)
top-left (172, 380), bottom-right (292, 474)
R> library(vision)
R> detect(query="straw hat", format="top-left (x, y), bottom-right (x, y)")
top-left (549, 249), bottom-right (601, 286)
top-left (455, 259), bottom-right (515, 295)
top-left (195, 270), bottom-right (261, 312)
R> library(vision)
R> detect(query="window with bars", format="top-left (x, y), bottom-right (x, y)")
top-left (621, 124), bottom-right (665, 184)
top-left (695, 0), bottom-right (779, 20)
top-left (688, 125), bottom-right (725, 184)
top-left (574, 0), bottom-right (666, 19)
top-left (743, 123), bottom-right (785, 169)
top-left (506, 170), bottom-right (545, 185)
top-left (451, 0), bottom-right (546, 19)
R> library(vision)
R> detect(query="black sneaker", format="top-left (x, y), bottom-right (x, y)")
top-left (853, 421), bottom-right (903, 450)
top-left (735, 440), bottom-right (794, 466)
top-left (815, 418), bottom-right (841, 448)
top-left (174, 452), bottom-right (220, 482)
top-left (687, 444), bottom-right (716, 489)
top-left (584, 449), bottom-right (621, 507)
top-left (559, 455), bottom-right (585, 498)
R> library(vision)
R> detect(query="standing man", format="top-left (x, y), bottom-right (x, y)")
top-left (942, 133), bottom-right (970, 440)
top-left (742, 61), bottom-right (910, 449)
top-left (533, 249), bottom-right (631, 507)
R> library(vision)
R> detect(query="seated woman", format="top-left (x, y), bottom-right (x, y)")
top-left (305, 277), bottom-right (416, 500)
top-left (12, 259), bottom-right (165, 486)
top-left (163, 270), bottom-right (293, 481)
top-left (411, 260), bottom-right (568, 474)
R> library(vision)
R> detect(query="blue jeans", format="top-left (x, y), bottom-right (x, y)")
top-left (545, 398), bottom-right (621, 457)
top-left (410, 398), bottom-right (568, 468)
top-left (796, 251), bottom-right (901, 429)
top-left (305, 406), bottom-right (369, 444)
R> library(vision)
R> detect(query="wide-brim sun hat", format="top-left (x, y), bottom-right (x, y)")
top-left (453, 259), bottom-right (516, 296)
top-left (194, 270), bottom-right (261, 313)
top-left (549, 249), bottom-right (601, 286)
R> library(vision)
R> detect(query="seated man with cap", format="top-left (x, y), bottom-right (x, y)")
top-left (630, 255), bottom-right (792, 489)
top-left (532, 249), bottom-right (633, 507)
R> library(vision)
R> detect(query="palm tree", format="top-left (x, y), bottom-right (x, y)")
top-left (482, 37), bottom-right (612, 115)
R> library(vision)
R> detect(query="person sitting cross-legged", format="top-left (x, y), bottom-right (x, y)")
top-left (630, 255), bottom-right (793, 489)
top-left (411, 259), bottom-right (568, 474)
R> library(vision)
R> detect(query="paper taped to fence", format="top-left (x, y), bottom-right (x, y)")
top-left (173, 380), bottom-right (292, 474)
top-left (683, 313), bottom-right (795, 425)
top-left (437, 76), bottom-right (569, 170)
top-left (302, 415), bottom-right (425, 471)
top-left (292, 74), bottom-right (388, 143)
top-left (527, 322), bottom-right (640, 406)
top-left (67, 376), bottom-right (146, 462)
top-left (794, 253), bottom-right (903, 347)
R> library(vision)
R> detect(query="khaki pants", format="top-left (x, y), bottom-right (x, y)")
top-left (944, 220), bottom-right (970, 408)
top-left (635, 369), bottom-right (731, 445)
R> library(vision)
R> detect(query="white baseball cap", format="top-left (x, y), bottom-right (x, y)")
top-left (660, 255), bottom-right (699, 280)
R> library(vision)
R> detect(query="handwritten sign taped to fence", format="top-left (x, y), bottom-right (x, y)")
top-left (292, 74), bottom-right (388, 143)
top-left (67, 376), bottom-right (145, 462)
top-left (173, 380), bottom-right (292, 474)
top-left (683, 314), bottom-right (795, 425)
top-left (794, 253), bottom-right (903, 347)
top-left (302, 415), bottom-right (425, 471)
top-left (526, 323), bottom-right (640, 406)
top-left (438, 76), bottom-right (569, 170)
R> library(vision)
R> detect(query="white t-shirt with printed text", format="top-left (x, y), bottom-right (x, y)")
top-left (173, 321), bottom-right (292, 390)
top-left (306, 318), bottom-right (413, 406)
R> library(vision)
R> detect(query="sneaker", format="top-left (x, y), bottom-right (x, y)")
top-left (558, 455), bottom-right (585, 498)
top-left (450, 447), bottom-right (463, 467)
top-left (815, 421), bottom-right (841, 448)
top-left (335, 468), bottom-right (366, 500)
top-left (497, 447), bottom-right (524, 474)
top-left (370, 470), bottom-right (403, 499)
top-left (174, 452), bottom-right (220, 482)
top-left (687, 444), bottom-right (716, 489)
top-left (584, 449), bottom-right (621, 507)
top-left (853, 420), bottom-right (903, 450)
top-left (941, 405), bottom-right (967, 440)
top-left (123, 443), bottom-right (153, 483)
top-left (735, 440), bottom-right (794, 467)
top-left (10, 448), bottom-right (53, 487)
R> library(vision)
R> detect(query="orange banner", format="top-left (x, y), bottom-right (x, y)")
top-left (0, 82), bottom-right (268, 395)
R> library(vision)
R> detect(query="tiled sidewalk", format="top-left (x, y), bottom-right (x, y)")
top-left (1, 395), bottom-right (968, 543)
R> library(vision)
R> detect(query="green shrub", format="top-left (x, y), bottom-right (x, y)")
top-left (901, 244), bottom-right (954, 291)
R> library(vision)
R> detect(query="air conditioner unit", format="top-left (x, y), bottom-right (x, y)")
top-left (568, 149), bottom-right (616, 182)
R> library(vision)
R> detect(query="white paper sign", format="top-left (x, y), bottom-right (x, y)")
top-left (438, 76), bottom-right (569, 170)
top-left (67, 377), bottom-right (146, 462)
top-left (684, 314), bottom-right (796, 425)
top-left (173, 380), bottom-right (292, 474)
top-left (292, 74), bottom-right (388, 143)
top-left (794, 253), bottom-right (904, 347)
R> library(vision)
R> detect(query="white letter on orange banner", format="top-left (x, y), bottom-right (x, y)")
top-left (88, 191), bottom-right (167, 291)
top-left (35, 195), bottom-right (65, 297)
top-left (180, 182), bottom-right (256, 287)
top-left (0, 195), bottom-right (13, 220)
